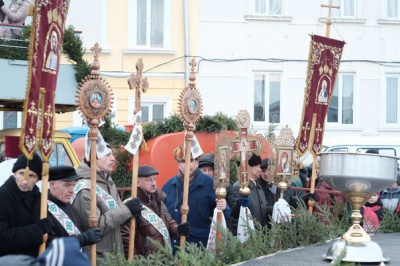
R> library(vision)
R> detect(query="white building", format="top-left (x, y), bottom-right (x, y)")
top-left (198, 0), bottom-right (400, 142)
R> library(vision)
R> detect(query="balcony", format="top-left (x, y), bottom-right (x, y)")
top-left (0, 23), bottom-right (78, 113)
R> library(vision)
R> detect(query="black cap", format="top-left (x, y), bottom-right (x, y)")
top-left (260, 158), bottom-right (269, 169)
top-left (199, 153), bottom-right (215, 169)
top-left (138, 165), bottom-right (159, 177)
top-left (12, 153), bottom-right (43, 180)
top-left (49, 166), bottom-right (82, 182)
top-left (248, 154), bottom-right (262, 167)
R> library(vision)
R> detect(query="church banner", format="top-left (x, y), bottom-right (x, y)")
top-left (296, 35), bottom-right (345, 157)
top-left (20, 0), bottom-right (70, 160)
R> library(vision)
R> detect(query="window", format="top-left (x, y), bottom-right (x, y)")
top-left (128, 96), bottom-right (172, 123)
top-left (253, 73), bottom-right (281, 123)
top-left (49, 143), bottom-right (73, 167)
top-left (254, 0), bottom-right (283, 15)
top-left (2, 112), bottom-right (17, 129)
top-left (331, 0), bottom-right (356, 17)
top-left (327, 74), bottom-right (354, 124)
top-left (142, 103), bottom-right (164, 122)
top-left (387, 0), bottom-right (399, 19)
top-left (386, 76), bottom-right (399, 123)
top-left (129, 0), bottom-right (171, 50)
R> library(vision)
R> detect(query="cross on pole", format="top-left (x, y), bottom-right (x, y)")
top-left (128, 58), bottom-right (149, 114)
top-left (231, 110), bottom-right (256, 196)
top-left (321, 0), bottom-right (340, 37)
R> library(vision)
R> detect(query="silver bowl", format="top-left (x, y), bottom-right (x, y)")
top-left (319, 152), bottom-right (398, 192)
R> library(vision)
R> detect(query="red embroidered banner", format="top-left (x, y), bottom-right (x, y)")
top-left (20, 0), bottom-right (70, 160)
top-left (296, 35), bottom-right (345, 157)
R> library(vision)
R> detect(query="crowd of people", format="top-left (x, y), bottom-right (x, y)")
top-left (0, 140), bottom-right (399, 264)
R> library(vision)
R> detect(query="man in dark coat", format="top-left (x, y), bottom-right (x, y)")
top-left (47, 165), bottom-right (101, 247)
top-left (227, 154), bottom-right (271, 234)
top-left (121, 165), bottom-right (190, 257)
top-left (162, 144), bottom-right (230, 251)
top-left (0, 154), bottom-right (53, 257)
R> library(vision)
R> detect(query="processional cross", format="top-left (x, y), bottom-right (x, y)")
top-left (231, 110), bottom-right (256, 196)
top-left (128, 58), bottom-right (149, 114)
top-left (321, 0), bottom-right (339, 37)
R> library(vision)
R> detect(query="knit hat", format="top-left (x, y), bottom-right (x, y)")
top-left (199, 153), bottom-right (215, 169)
top-left (12, 153), bottom-right (43, 180)
top-left (248, 154), bottom-right (262, 167)
top-left (138, 165), bottom-right (159, 177)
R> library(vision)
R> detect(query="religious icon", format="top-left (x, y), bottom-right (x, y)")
top-left (188, 99), bottom-right (197, 114)
top-left (45, 31), bottom-right (59, 70)
top-left (277, 149), bottom-right (292, 175)
top-left (90, 91), bottom-right (103, 108)
top-left (317, 79), bottom-right (328, 103)
top-left (218, 146), bottom-right (228, 178)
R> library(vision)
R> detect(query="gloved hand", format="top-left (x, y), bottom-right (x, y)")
top-left (125, 197), bottom-right (144, 218)
top-left (0, 0), bottom-right (4, 8)
top-left (79, 227), bottom-right (101, 247)
top-left (302, 193), bottom-right (316, 202)
top-left (239, 196), bottom-right (250, 207)
top-left (37, 218), bottom-right (53, 235)
top-left (177, 222), bottom-right (190, 236)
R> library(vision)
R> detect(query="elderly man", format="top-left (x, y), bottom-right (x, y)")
top-left (0, 153), bottom-right (53, 257)
top-left (47, 165), bottom-right (100, 247)
top-left (72, 142), bottom-right (143, 265)
top-left (198, 153), bottom-right (215, 177)
top-left (162, 144), bottom-right (230, 251)
top-left (121, 165), bottom-right (190, 257)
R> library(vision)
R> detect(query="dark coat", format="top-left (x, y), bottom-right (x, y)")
top-left (121, 187), bottom-right (179, 257)
top-left (47, 192), bottom-right (84, 245)
top-left (162, 169), bottom-right (231, 250)
top-left (227, 179), bottom-right (271, 234)
top-left (0, 176), bottom-right (43, 257)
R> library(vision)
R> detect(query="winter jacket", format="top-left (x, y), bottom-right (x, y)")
top-left (0, 0), bottom-right (30, 39)
top-left (72, 161), bottom-right (132, 266)
top-left (0, 176), bottom-right (43, 257)
top-left (380, 186), bottom-right (400, 215)
top-left (227, 179), bottom-right (271, 234)
top-left (162, 169), bottom-right (231, 250)
top-left (121, 187), bottom-right (179, 257)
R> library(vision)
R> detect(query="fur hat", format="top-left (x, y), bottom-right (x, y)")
top-left (138, 165), bottom-right (159, 177)
top-left (199, 153), bottom-right (215, 169)
top-left (12, 153), bottom-right (43, 180)
top-left (173, 144), bottom-right (194, 162)
top-left (248, 154), bottom-right (262, 167)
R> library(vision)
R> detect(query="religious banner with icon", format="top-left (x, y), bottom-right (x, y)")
top-left (296, 34), bottom-right (345, 158)
top-left (20, 0), bottom-right (71, 160)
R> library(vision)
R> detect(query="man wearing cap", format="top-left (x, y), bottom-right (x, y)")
top-left (47, 165), bottom-right (101, 247)
top-left (0, 153), bottom-right (53, 257)
top-left (72, 142), bottom-right (143, 265)
top-left (227, 154), bottom-right (271, 233)
top-left (121, 165), bottom-right (190, 257)
top-left (162, 144), bottom-right (230, 251)
top-left (198, 153), bottom-right (215, 177)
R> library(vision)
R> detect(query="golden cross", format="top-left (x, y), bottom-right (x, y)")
top-left (315, 123), bottom-right (323, 143)
top-left (302, 121), bottom-right (311, 141)
top-left (27, 101), bottom-right (38, 134)
top-left (128, 58), bottom-right (149, 114)
top-left (90, 43), bottom-right (102, 61)
top-left (43, 104), bottom-right (53, 135)
top-left (321, 0), bottom-right (340, 37)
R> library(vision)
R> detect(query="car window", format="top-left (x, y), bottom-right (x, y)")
top-left (357, 148), bottom-right (396, 157)
top-left (49, 143), bottom-right (73, 167)
top-left (328, 147), bottom-right (348, 152)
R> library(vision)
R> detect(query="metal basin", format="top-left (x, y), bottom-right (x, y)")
top-left (319, 152), bottom-right (398, 192)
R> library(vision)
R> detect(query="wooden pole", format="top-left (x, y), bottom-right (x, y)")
top-left (180, 131), bottom-right (193, 248)
top-left (127, 151), bottom-right (139, 261)
top-left (88, 119), bottom-right (99, 266)
top-left (38, 161), bottom-right (49, 254)
top-left (321, 0), bottom-right (340, 38)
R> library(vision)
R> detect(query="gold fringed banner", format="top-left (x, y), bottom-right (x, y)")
top-left (20, 0), bottom-right (70, 160)
top-left (296, 34), bottom-right (345, 158)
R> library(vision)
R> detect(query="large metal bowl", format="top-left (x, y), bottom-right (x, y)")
top-left (319, 152), bottom-right (398, 192)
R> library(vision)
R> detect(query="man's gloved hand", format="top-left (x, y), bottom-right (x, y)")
top-left (80, 227), bottom-right (101, 247)
top-left (0, 0), bottom-right (5, 8)
top-left (37, 218), bottom-right (53, 235)
top-left (125, 197), bottom-right (144, 218)
top-left (239, 196), bottom-right (250, 207)
top-left (302, 193), bottom-right (316, 202)
top-left (177, 222), bottom-right (190, 236)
